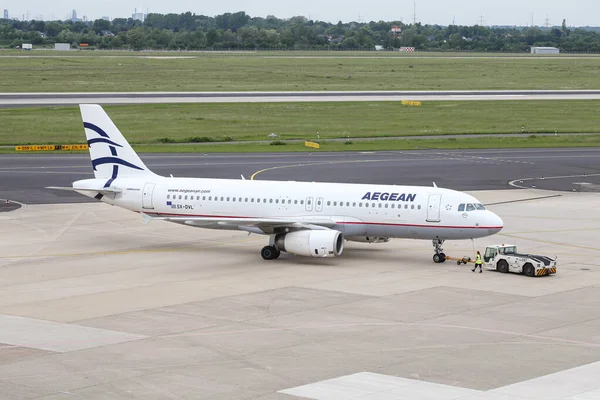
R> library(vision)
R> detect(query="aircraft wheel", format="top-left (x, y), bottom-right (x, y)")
top-left (433, 253), bottom-right (444, 263)
top-left (261, 246), bottom-right (278, 260)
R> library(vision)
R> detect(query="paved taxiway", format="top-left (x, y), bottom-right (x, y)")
top-left (1, 188), bottom-right (600, 399)
top-left (1, 148), bottom-right (600, 204)
top-left (2, 90), bottom-right (600, 107)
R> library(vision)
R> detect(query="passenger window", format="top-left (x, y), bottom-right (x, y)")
top-left (232, 197), bottom-right (236, 202)
top-left (379, 204), bottom-right (382, 208)
top-left (391, 204), bottom-right (395, 209)
top-left (372, 203), bottom-right (375, 208)
top-left (288, 200), bottom-right (291, 204)
top-left (411, 205), bottom-right (414, 209)
top-left (245, 198), bottom-right (248, 202)
top-left (307, 200), bottom-right (311, 204)
top-left (417, 205), bottom-right (421, 209)
top-left (301, 200), bottom-right (304, 205)
top-left (220, 197), bottom-right (224, 201)
top-left (294, 200), bottom-right (298, 204)
top-left (269, 199), bottom-right (273, 203)
top-left (365, 203), bottom-right (369, 208)
top-left (359, 203), bottom-right (363, 207)
top-left (276, 199), bottom-right (279, 204)
top-left (346, 202), bottom-right (350, 207)
top-left (317, 200), bottom-right (321, 205)
top-left (167, 195), bottom-right (170, 199)
top-left (256, 198), bottom-right (260, 203)
top-left (226, 197), bottom-right (230, 201)
top-left (203, 196), bottom-right (206, 200)
top-left (251, 198), bottom-right (254, 202)
top-left (385, 204), bottom-right (388, 208)
top-left (327, 201), bottom-right (331, 206)
top-left (333, 201), bottom-right (337, 206)
top-left (404, 204), bottom-right (408, 209)
top-left (466, 204), bottom-right (475, 211)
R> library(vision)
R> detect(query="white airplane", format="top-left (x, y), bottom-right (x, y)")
top-left (48, 104), bottom-right (503, 262)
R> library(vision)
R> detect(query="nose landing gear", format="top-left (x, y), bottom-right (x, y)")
top-left (432, 239), bottom-right (446, 263)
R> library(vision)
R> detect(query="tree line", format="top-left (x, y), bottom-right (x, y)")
top-left (1, 11), bottom-right (600, 52)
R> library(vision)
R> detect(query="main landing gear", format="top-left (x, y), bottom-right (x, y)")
top-left (432, 239), bottom-right (446, 263)
top-left (261, 245), bottom-right (281, 260)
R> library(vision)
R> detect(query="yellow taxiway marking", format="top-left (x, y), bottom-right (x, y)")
top-left (498, 233), bottom-right (600, 252)
top-left (0, 237), bottom-right (261, 259)
top-left (250, 159), bottom-right (401, 180)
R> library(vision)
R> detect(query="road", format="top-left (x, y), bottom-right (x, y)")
top-left (1, 148), bottom-right (599, 204)
top-left (2, 90), bottom-right (600, 107)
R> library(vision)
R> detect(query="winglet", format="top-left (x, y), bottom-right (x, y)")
top-left (241, 174), bottom-right (246, 180)
top-left (433, 182), bottom-right (437, 187)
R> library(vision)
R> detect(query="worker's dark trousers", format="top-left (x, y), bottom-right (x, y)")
top-left (473, 263), bottom-right (482, 271)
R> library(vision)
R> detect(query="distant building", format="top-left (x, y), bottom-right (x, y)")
top-left (102, 16), bottom-right (110, 21)
top-left (102, 30), bottom-right (115, 37)
top-left (55, 43), bottom-right (70, 51)
top-left (3, 9), bottom-right (8, 19)
top-left (132, 8), bottom-right (145, 21)
top-left (390, 25), bottom-right (402, 37)
top-left (531, 46), bottom-right (559, 54)
top-left (71, 9), bottom-right (81, 22)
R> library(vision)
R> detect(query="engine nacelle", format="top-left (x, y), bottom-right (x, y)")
top-left (275, 230), bottom-right (344, 257)
top-left (346, 236), bottom-right (391, 243)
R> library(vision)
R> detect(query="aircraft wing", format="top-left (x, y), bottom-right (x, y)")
top-left (46, 186), bottom-right (122, 194)
top-left (143, 214), bottom-right (337, 234)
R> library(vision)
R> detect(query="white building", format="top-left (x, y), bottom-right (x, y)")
top-left (531, 46), bottom-right (559, 54)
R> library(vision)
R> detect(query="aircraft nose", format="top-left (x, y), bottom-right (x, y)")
top-left (488, 211), bottom-right (504, 234)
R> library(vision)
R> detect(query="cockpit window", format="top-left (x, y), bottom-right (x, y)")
top-left (466, 204), bottom-right (476, 211)
top-left (458, 204), bottom-right (465, 212)
top-left (474, 203), bottom-right (486, 210)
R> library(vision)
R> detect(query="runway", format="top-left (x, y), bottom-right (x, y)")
top-left (2, 147), bottom-right (600, 205)
top-left (2, 90), bottom-right (600, 107)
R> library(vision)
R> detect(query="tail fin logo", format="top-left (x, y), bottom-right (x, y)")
top-left (84, 122), bottom-right (144, 187)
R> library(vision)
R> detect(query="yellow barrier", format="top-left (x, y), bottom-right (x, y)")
top-left (15, 144), bottom-right (88, 151)
top-left (15, 145), bottom-right (56, 151)
top-left (401, 100), bottom-right (422, 106)
top-left (61, 144), bottom-right (89, 151)
top-left (305, 141), bottom-right (320, 149)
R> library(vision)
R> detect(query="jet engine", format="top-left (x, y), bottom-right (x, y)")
top-left (345, 236), bottom-right (391, 243)
top-left (275, 230), bottom-right (344, 257)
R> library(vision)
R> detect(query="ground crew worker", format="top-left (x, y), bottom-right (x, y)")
top-left (472, 251), bottom-right (483, 273)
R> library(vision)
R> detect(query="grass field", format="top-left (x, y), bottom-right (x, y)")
top-left (1, 51), bottom-right (600, 92)
top-left (2, 101), bottom-right (600, 146)
top-left (2, 134), bottom-right (599, 154)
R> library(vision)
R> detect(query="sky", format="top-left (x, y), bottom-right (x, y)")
top-left (3, 0), bottom-right (598, 27)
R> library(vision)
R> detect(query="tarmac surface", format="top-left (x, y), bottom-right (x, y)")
top-left (1, 188), bottom-right (600, 399)
top-left (3, 90), bottom-right (600, 107)
top-left (1, 148), bottom-right (600, 205)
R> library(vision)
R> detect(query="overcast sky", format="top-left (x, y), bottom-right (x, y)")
top-left (3, 0), bottom-right (598, 27)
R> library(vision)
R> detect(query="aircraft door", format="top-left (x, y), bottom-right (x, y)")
top-left (426, 193), bottom-right (442, 222)
top-left (305, 197), bottom-right (313, 211)
top-left (316, 197), bottom-right (324, 212)
top-left (142, 182), bottom-right (156, 209)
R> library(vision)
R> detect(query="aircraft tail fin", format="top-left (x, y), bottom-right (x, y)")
top-left (80, 104), bottom-right (155, 181)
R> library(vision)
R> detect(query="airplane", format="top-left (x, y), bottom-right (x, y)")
top-left (48, 104), bottom-right (503, 262)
